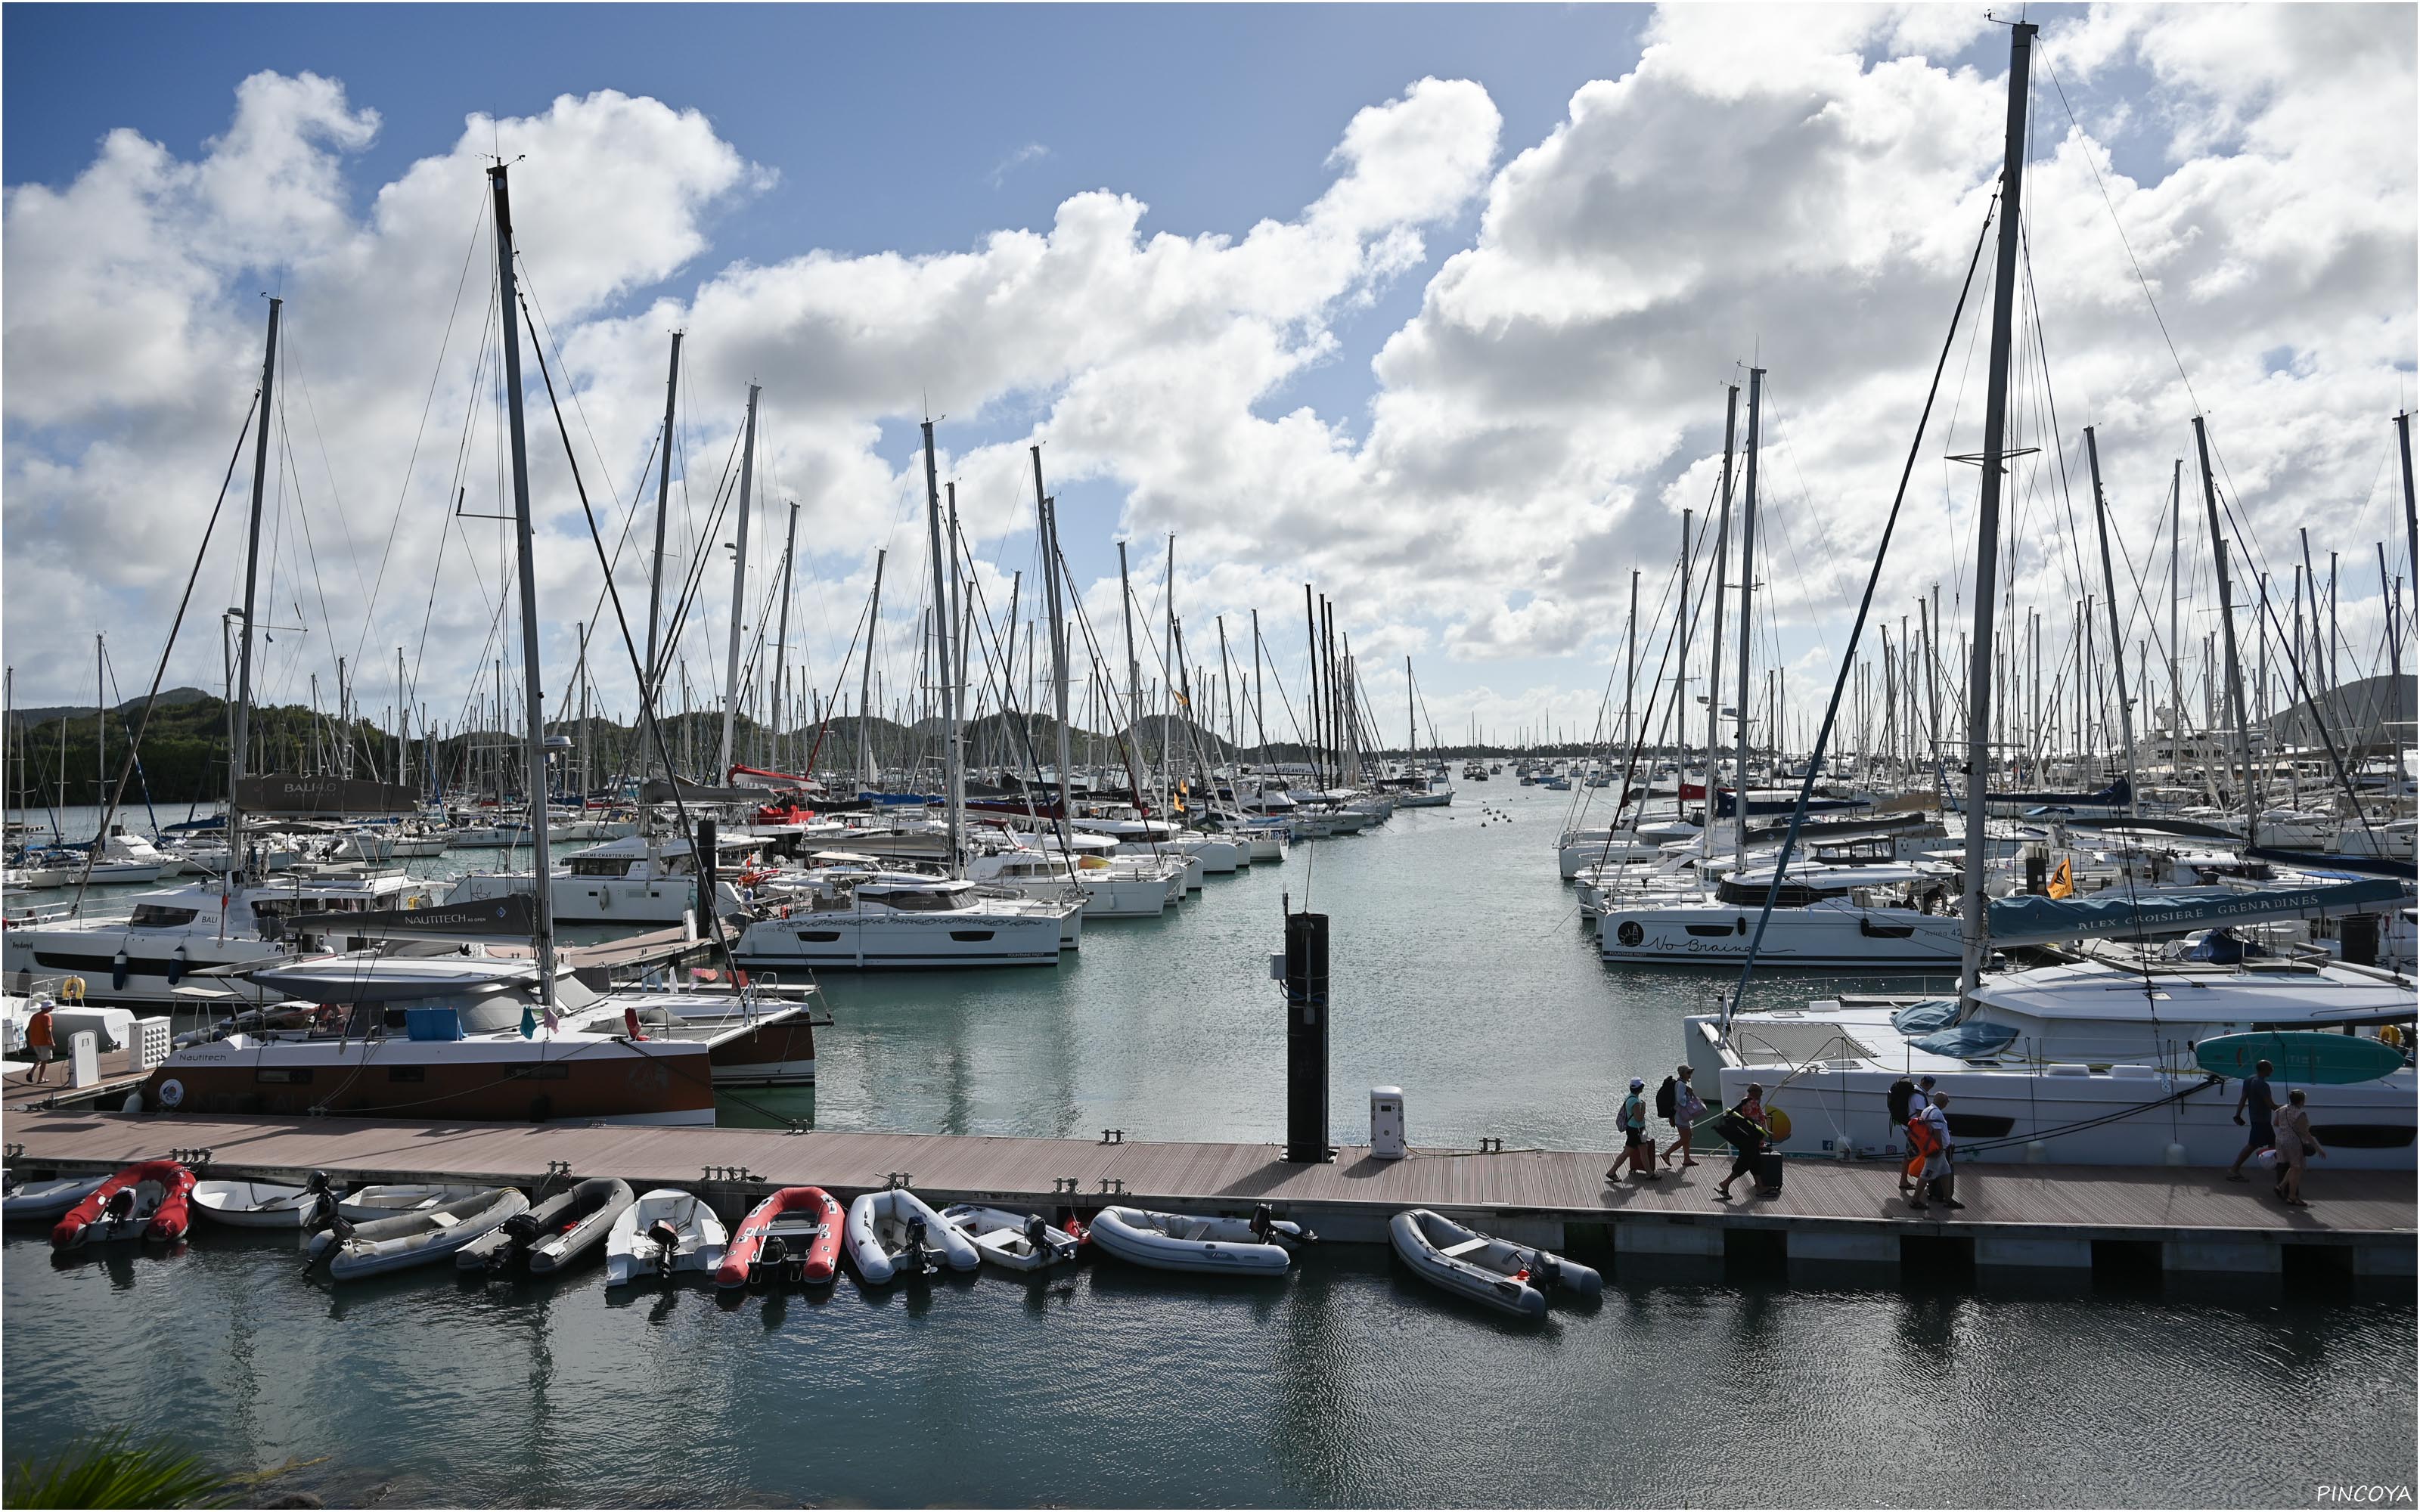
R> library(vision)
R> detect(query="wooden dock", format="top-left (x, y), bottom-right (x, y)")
top-left (5, 1110), bottom-right (2409, 1288)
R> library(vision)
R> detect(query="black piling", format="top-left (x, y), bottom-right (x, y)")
top-left (1282, 907), bottom-right (1333, 1163)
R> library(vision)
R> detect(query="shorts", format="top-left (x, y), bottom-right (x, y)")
top-left (1623, 1127), bottom-right (1646, 1148)
top-left (2248, 1116), bottom-right (2275, 1149)
top-left (29, 1046), bottom-right (54, 1064)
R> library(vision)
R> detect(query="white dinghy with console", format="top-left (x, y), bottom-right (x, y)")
top-left (605, 1188), bottom-right (727, 1286)
top-left (939, 1204), bottom-right (1082, 1273)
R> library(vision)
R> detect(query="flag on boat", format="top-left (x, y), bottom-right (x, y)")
top-left (2046, 858), bottom-right (2074, 899)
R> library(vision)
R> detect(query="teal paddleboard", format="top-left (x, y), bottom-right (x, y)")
top-left (2195, 1031), bottom-right (2408, 1086)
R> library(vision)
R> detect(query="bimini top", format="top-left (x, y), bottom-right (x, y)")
top-left (1987, 877), bottom-right (2407, 946)
top-left (1966, 958), bottom-right (2418, 1028)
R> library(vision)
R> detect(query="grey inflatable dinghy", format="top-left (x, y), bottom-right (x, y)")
top-left (457, 1179), bottom-right (634, 1275)
top-left (309, 1188), bottom-right (528, 1281)
top-left (1389, 1208), bottom-right (1601, 1318)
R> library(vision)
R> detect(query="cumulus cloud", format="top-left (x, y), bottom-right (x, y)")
top-left (3, 11), bottom-right (2410, 751)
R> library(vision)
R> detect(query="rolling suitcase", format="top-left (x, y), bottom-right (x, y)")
top-left (1755, 1150), bottom-right (1784, 1194)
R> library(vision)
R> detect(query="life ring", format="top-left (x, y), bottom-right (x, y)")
top-left (157, 1078), bottom-right (185, 1109)
top-left (60, 976), bottom-right (87, 1002)
top-left (1765, 1108), bottom-right (1793, 1142)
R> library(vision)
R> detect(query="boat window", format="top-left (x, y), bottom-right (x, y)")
top-left (2310, 1123), bottom-right (2416, 1149)
top-left (878, 889), bottom-right (965, 912)
top-left (129, 905), bottom-right (200, 928)
top-left (386, 1065), bottom-right (426, 1083)
top-left (793, 930), bottom-right (842, 943)
top-left (569, 857), bottom-right (632, 878)
top-left (256, 1067), bottom-right (313, 1084)
top-left (1714, 879), bottom-right (1832, 908)
top-left (505, 1063), bottom-right (570, 1080)
top-left (949, 930), bottom-right (997, 942)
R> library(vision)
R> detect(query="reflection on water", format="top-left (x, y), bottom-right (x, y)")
top-left (2, 1228), bottom-right (2410, 1508)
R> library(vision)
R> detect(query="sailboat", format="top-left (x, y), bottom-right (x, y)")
top-left (1681, 23), bottom-right (2418, 1167)
top-left (131, 164), bottom-right (736, 1121)
top-left (728, 420), bottom-right (1081, 971)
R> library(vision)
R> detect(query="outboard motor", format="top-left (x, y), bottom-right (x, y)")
top-left (903, 1214), bottom-right (934, 1276)
top-left (1249, 1204), bottom-right (1276, 1245)
top-left (1023, 1213), bottom-right (1054, 1263)
top-left (647, 1219), bottom-right (682, 1281)
top-left (495, 1211), bottom-right (541, 1271)
top-left (103, 1187), bottom-right (137, 1228)
top-left (300, 1171), bottom-right (336, 1232)
top-left (755, 1234), bottom-right (788, 1287)
top-left (1528, 1250), bottom-right (1563, 1292)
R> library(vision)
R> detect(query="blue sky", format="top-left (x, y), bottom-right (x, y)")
top-left (4, 5), bottom-right (2409, 751)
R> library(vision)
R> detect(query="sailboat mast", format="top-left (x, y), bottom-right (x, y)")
top-left (719, 383), bottom-right (759, 779)
top-left (1705, 383), bottom-right (1738, 855)
top-left (859, 550), bottom-right (885, 789)
top-left (2083, 427), bottom-right (2141, 816)
top-left (772, 500), bottom-right (799, 774)
top-left (1956, 20), bottom-right (2037, 1001)
top-left (1119, 543), bottom-right (1147, 806)
top-left (919, 420), bottom-right (962, 863)
top-left (644, 333), bottom-right (683, 702)
top-left (1033, 447), bottom-right (1073, 819)
top-left (228, 296), bottom-right (281, 879)
top-left (1734, 369), bottom-right (1764, 860)
top-left (489, 162), bottom-right (558, 1002)
top-left (2194, 415), bottom-right (2258, 847)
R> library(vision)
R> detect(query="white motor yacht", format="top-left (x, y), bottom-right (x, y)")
top-left (1598, 863), bottom-right (1969, 969)
top-left (445, 831), bottom-right (754, 925)
top-left (2, 869), bottom-right (437, 1005)
top-left (733, 872), bottom-right (1078, 970)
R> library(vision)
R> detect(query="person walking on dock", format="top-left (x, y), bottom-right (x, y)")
top-left (2224, 1059), bottom-right (2277, 1182)
top-left (1712, 1085), bottom-right (1768, 1201)
top-left (22, 999), bottom-right (55, 1083)
top-left (1660, 1065), bottom-right (1705, 1169)
top-left (2270, 1089), bottom-right (2325, 1207)
top-left (1606, 1078), bottom-right (1660, 1182)
top-left (1908, 1094), bottom-right (1961, 1211)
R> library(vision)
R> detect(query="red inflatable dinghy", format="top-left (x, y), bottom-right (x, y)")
top-left (716, 1185), bottom-right (842, 1287)
top-left (51, 1159), bottom-right (197, 1249)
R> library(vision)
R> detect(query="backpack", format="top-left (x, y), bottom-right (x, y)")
top-left (1886, 1077), bottom-right (1915, 1126)
top-left (1655, 1076), bottom-right (1677, 1122)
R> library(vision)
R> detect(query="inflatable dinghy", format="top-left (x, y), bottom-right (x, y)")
top-left (4, 1173), bottom-right (108, 1221)
top-left (939, 1204), bottom-right (1081, 1273)
top-left (1389, 1208), bottom-right (1601, 1318)
top-left (845, 1188), bottom-right (979, 1284)
top-left (338, 1185), bottom-right (486, 1221)
top-left (606, 1188), bottom-right (728, 1286)
top-left (1088, 1205), bottom-right (1308, 1276)
top-left (51, 1160), bottom-right (196, 1249)
top-left (717, 1186), bottom-right (844, 1288)
top-left (193, 1173), bottom-right (342, 1229)
top-left (309, 1187), bottom-right (528, 1280)
top-left (458, 1179), bottom-right (633, 1275)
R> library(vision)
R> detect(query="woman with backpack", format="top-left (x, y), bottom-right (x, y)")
top-left (1660, 1065), bottom-right (1706, 1169)
top-left (1605, 1077), bottom-right (1661, 1182)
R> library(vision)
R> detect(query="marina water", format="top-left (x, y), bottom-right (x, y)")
top-left (6, 786), bottom-right (2414, 1504)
